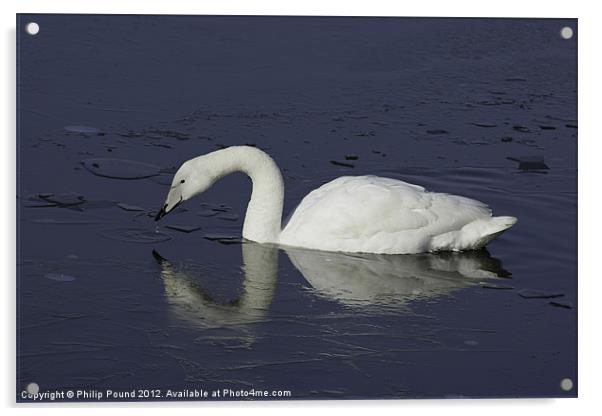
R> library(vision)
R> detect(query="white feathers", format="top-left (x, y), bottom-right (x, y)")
top-left (279, 175), bottom-right (515, 254)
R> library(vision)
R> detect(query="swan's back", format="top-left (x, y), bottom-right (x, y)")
top-left (279, 176), bottom-right (515, 254)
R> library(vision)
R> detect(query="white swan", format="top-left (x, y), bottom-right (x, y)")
top-left (155, 146), bottom-right (517, 254)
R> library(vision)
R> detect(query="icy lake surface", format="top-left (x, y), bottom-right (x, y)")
top-left (17, 15), bottom-right (577, 400)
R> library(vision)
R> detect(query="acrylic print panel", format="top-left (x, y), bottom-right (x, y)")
top-left (16, 14), bottom-right (577, 402)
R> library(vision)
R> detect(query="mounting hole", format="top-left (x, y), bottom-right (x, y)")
top-left (25, 22), bottom-right (40, 36)
top-left (26, 382), bottom-right (40, 395)
top-left (560, 378), bottom-right (574, 391)
top-left (560, 26), bottom-right (573, 40)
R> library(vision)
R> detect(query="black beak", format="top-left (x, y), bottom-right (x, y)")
top-left (155, 205), bottom-right (167, 221)
top-left (154, 197), bottom-right (183, 222)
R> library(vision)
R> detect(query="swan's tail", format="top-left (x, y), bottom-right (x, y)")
top-left (430, 216), bottom-right (517, 252)
top-left (472, 216), bottom-right (518, 247)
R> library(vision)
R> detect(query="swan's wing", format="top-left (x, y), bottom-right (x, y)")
top-left (280, 176), bottom-right (492, 253)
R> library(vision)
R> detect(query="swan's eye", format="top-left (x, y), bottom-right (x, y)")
top-left (180, 179), bottom-right (186, 184)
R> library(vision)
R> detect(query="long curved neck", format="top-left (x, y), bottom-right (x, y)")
top-left (198, 146), bottom-right (284, 244)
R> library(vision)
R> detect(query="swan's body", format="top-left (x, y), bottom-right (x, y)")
top-left (156, 146), bottom-right (516, 254)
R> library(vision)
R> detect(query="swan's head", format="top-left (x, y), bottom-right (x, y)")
top-left (155, 159), bottom-right (214, 221)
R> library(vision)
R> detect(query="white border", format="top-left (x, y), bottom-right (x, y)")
top-left (3, 1), bottom-right (600, 415)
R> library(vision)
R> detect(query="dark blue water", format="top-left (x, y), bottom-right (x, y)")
top-left (17, 15), bottom-right (577, 401)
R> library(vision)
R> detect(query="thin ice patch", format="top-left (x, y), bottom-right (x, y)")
top-left (45, 273), bottom-right (76, 282)
top-left (64, 125), bottom-right (105, 136)
top-left (518, 289), bottom-right (564, 299)
top-left (82, 158), bottom-right (161, 180)
top-left (165, 224), bottom-right (201, 233)
top-left (116, 203), bottom-right (146, 212)
top-left (99, 227), bottom-right (172, 243)
top-left (507, 156), bottom-right (550, 172)
top-left (40, 193), bottom-right (86, 206)
top-left (203, 234), bottom-right (242, 245)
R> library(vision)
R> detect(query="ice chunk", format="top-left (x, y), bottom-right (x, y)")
top-left (116, 203), bottom-right (145, 212)
top-left (64, 125), bottom-right (105, 136)
top-left (330, 160), bottom-right (355, 168)
top-left (203, 234), bottom-right (242, 245)
top-left (507, 156), bottom-right (549, 171)
top-left (471, 122), bottom-right (497, 128)
top-left (549, 300), bottom-right (573, 309)
top-left (40, 193), bottom-right (85, 206)
top-left (518, 289), bottom-right (564, 299)
top-left (165, 224), bottom-right (201, 233)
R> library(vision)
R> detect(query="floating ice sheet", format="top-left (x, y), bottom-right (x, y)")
top-left (116, 203), bottom-right (146, 212)
top-left (40, 193), bottom-right (86, 206)
top-left (165, 224), bottom-right (201, 233)
top-left (518, 289), bottom-right (564, 299)
top-left (82, 158), bottom-right (161, 179)
top-left (507, 156), bottom-right (550, 171)
top-left (203, 234), bottom-right (242, 245)
top-left (64, 125), bottom-right (105, 136)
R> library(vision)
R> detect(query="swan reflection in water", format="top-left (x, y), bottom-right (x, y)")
top-left (153, 242), bottom-right (278, 330)
top-left (154, 242), bottom-right (510, 335)
top-left (286, 246), bottom-right (509, 309)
